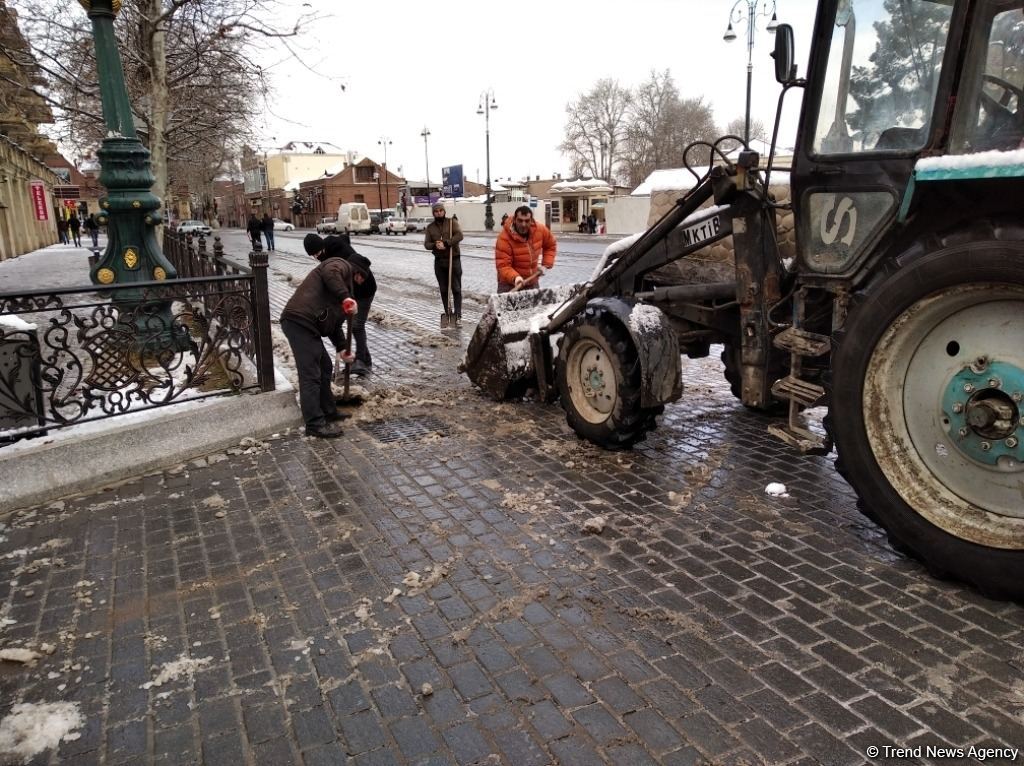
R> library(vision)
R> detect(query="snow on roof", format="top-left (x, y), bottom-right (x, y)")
top-left (917, 148), bottom-right (1024, 173)
top-left (632, 168), bottom-right (711, 196)
top-left (548, 177), bottom-right (613, 194)
top-left (278, 141), bottom-right (345, 155)
top-left (490, 182), bottom-right (508, 192)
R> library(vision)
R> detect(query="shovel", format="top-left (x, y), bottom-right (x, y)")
top-left (440, 246), bottom-right (455, 329)
top-left (335, 314), bottom-right (364, 406)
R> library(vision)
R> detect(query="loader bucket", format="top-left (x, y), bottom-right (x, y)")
top-left (461, 283), bottom-right (584, 400)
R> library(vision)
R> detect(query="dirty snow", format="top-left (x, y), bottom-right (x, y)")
top-left (0, 315), bottom-right (37, 332)
top-left (140, 654), bottom-right (212, 690)
top-left (627, 303), bottom-right (665, 334)
top-left (765, 482), bottom-right (790, 498)
top-left (582, 516), bottom-right (607, 534)
top-left (0, 702), bottom-right (84, 763)
top-left (0, 649), bottom-right (41, 666)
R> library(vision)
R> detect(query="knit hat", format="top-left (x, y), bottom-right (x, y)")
top-left (347, 252), bottom-right (372, 277)
top-left (303, 233), bottom-right (324, 255)
top-left (431, 200), bottom-right (446, 212)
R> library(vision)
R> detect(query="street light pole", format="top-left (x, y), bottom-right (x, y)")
top-left (374, 171), bottom-right (383, 221)
top-left (477, 88), bottom-right (497, 231)
top-left (377, 136), bottom-right (392, 210)
top-left (723, 0), bottom-right (779, 144)
top-left (420, 127), bottom-right (431, 201)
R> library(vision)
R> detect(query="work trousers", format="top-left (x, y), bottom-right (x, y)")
top-left (434, 255), bottom-right (462, 317)
top-left (352, 296), bottom-right (372, 366)
top-left (280, 318), bottom-right (338, 427)
top-left (264, 230), bottom-right (275, 251)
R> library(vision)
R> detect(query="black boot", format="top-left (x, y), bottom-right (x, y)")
top-left (305, 422), bottom-right (344, 438)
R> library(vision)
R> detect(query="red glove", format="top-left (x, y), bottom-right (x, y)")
top-left (342, 297), bottom-right (357, 316)
top-left (339, 351), bottom-right (355, 364)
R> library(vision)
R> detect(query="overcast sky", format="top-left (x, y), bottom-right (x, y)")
top-left (261, 0), bottom-right (821, 184)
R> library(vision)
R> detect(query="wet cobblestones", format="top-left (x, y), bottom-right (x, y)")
top-left (1, 235), bottom-right (1023, 764)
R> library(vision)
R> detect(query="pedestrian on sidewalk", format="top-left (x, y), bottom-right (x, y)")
top-left (424, 201), bottom-right (464, 321)
top-left (495, 205), bottom-right (557, 292)
top-left (56, 216), bottom-right (69, 245)
top-left (280, 233), bottom-right (367, 438)
top-left (84, 214), bottom-right (100, 248)
top-left (305, 233), bottom-right (377, 377)
top-left (68, 214), bottom-right (82, 247)
top-left (588, 212), bottom-right (598, 234)
top-left (246, 214), bottom-right (262, 249)
top-left (261, 212), bottom-right (275, 251)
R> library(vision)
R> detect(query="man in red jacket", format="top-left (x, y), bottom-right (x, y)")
top-left (494, 205), bottom-right (557, 292)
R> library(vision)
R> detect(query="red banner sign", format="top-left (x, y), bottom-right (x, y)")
top-left (29, 180), bottom-right (48, 221)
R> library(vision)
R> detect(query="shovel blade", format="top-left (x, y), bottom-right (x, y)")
top-left (441, 312), bottom-right (453, 329)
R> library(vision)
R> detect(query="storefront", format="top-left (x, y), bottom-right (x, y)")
top-left (545, 178), bottom-right (612, 234)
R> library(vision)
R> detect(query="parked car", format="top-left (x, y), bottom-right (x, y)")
top-left (316, 217), bottom-right (337, 234)
top-left (379, 216), bottom-right (408, 236)
top-left (272, 218), bottom-right (294, 231)
top-left (177, 219), bottom-right (211, 237)
top-left (407, 217), bottom-right (430, 232)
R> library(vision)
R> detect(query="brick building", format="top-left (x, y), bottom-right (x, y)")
top-left (295, 158), bottom-right (404, 228)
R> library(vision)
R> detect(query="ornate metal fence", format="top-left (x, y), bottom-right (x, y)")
top-left (0, 232), bottom-right (275, 444)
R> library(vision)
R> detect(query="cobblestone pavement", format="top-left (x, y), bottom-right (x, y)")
top-left (1, 238), bottom-right (1023, 765)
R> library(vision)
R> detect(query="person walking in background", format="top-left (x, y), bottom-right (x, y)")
top-left (56, 216), bottom-right (69, 245)
top-left (494, 205), bottom-right (557, 292)
top-left (246, 214), bottom-right (262, 249)
top-left (84, 214), bottom-right (100, 248)
top-left (261, 212), bottom-right (275, 251)
top-left (281, 233), bottom-right (367, 438)
top-left (424, 201), bottom-right (464, 321)
top-left (68, 213), bottom-right (82, 247)
top-left (588, 212), bottom-right (598, 234)
top-left (304, 233), bottom-right (377, 377)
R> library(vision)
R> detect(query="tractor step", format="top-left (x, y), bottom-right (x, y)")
top-left (773, 327), bottom-right (831, 357)
top-left (771, 376), bottom-right (826, 408)
top-left (768, 423), bottom-right (832, 455)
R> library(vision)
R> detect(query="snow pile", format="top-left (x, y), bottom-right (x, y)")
top-left (627, 304), bottom-right (665, 334)
top-left (582, 516), bottom-right (607, 534)
top-left (140, 654), bottom-right (213, 690)
top-left (0, 315), bottom-right (37, 333)
top-left (765, 483), bottom-right (790, 498)
top-left (0, 649), bottom-right (42, 667)
top-left (917, 148), bottom-right (1024, 172)
top-left (0, 702), bottom-right (84, 763)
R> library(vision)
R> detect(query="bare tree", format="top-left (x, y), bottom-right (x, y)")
top-left (559, 78), bottom-right (632, 184)
top-left (1, 0), bottom-right (316, 215)
top-left (723, 116), bottom-right (768, 148)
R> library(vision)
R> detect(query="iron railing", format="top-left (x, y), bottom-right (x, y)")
top-left (0, 231), bottom-right (275, 444)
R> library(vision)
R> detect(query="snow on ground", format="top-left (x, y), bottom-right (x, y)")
top-left (0, 702), bottom-right (84, 763)
top-left (140, 653), bottom-right (213, 690)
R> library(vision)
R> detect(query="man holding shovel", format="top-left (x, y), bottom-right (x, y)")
top-left (495, 205), bottom-right (557, 292)
top-left (280, 233), bottom-right (367, 439)
top-left (424, 200), bottom-right (464, 326)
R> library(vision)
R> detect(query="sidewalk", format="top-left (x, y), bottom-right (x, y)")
top-left (0, 243), bottom-right (1022, 764)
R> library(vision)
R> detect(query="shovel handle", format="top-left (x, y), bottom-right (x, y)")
top-left (511, 272), bottom-right (539, 292)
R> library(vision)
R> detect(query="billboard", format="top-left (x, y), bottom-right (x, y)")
top-left (441, 165), bottom-right (464, 198)
top-left (29, 180), bottom-right (48, 221)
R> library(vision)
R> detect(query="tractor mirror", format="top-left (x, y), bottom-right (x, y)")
top-left (772, 24), bottom-right (795, 83)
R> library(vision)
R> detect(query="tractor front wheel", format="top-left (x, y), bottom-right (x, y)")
top-left (556, 307), bottom-right (660, 448)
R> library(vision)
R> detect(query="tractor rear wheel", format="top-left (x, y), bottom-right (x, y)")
top-left (556, 307), bottom-right (660, 448)
top-left (830, 225), bottom-right (1024, 599)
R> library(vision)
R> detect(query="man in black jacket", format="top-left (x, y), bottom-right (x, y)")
top-left (306, 233), bottom-right (377, 376)
top-left (281, 233), bottom-right (367, 438)
top-left (423, 201), bottom-right (463, 321)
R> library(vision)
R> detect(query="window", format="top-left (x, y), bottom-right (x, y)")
top-left (951, 3), bottom-right (1024, 153)
top-left (354, 194), bottom-right (365, 203)
top-left (355, 166), bottom-right (375, 182)
top-left (811, 0), bottom-right (954, 154)
top-left (550, 200), bottom-right (560, 223)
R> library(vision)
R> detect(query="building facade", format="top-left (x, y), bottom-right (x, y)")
top-left (295, 159), bottom-right (404, 227)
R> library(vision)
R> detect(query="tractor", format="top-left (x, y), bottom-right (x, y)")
top-left (462, 0), bottom-right (1024, 600)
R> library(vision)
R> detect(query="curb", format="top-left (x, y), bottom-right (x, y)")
top-left (0, 388), bottom-right (300, 513)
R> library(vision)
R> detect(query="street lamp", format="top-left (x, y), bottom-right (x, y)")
top-left (723, 0), bottom-right (779, 144)
top-left (377, 136), bottom-right (392, 211)
top-left (420, 127), bottom-right (431, 200)
top-left (373, 170), bottom-right (383, 221)
top-left (477, 88), bottom-right (498, 230)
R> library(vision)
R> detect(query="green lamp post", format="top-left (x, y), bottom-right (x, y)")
top-left (79, 0), bottom-right (180, 341)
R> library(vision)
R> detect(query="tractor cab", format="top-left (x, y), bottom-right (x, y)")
top-left (786, 0), bottom-right (1024, 283)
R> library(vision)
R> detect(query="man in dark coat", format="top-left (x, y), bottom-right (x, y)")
top-left (261, 212), bottom-right (275, 251)
top-left (280, 233), bottom-right (366, 438)
top-left (423, 201), bottom-right (464, 321)
top-left (246, 214), bottom-right (263, 249)
top-left (307, 233), bottom-right (377, 376)
top-left (68, 214), bottom-right (82, 246)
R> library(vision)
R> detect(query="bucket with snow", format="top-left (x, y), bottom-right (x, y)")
top-left (461, 283), bottom-right (583, 400)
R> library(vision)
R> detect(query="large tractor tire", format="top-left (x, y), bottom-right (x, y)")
top-left (556, 306), bottom-right (660, 449)
top-left (721, 345), bottom-right (787, 414)
top-left (830, 223), bottom-right (1024, 600)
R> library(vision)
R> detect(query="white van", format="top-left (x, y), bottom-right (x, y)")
top-left (336, 202), bottom-right (371, 235)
